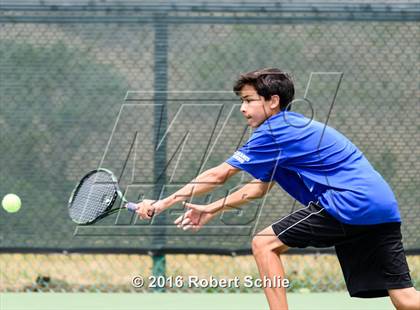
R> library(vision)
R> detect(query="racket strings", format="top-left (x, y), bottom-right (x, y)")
top-left (69, 171), bottom-right (117, 224)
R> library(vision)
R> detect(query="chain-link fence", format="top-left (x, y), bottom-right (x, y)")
top-left (2, 253), bottom-right (417, 293)
top-left (1, 1), bottom-right (419, 293)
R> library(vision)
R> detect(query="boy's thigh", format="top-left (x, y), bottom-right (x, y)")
top-left (271, 201), bottom-right (347, 248)
top-left (269, 201), bottom-right (413, 297)
top-left (335, 221), bottom-right (413, 298)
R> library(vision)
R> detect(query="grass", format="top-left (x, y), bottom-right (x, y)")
top-left (1, 254), bottom-right (419, 293)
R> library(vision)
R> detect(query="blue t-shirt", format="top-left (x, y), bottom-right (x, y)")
top-left (226, 111), bottom-right (401, 225)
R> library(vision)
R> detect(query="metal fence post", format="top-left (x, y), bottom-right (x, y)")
top-left (152, 15), bottom-right (168, 292)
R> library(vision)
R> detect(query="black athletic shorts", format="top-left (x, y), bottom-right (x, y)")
top-left (271, 201), bottom-right (413, 298)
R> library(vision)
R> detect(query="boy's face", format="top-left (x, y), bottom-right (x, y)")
top-left (239, 84), bottom-right (280, 128)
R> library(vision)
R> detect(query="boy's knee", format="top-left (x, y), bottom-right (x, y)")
top-left (391, 298), bottom-right (419, 310)
top-left (251, 234), bottom-right (286, 257)
top-left (389, 288), bottom-right (420, 310)
top-left (251, 235), bottom-right (264, 256)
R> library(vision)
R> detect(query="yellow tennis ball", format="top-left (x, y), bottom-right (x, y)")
top-left (2, 194), bottom-right (22, 213)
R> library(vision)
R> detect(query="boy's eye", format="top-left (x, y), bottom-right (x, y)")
top-left (242, 98), bottom-right (258, 103)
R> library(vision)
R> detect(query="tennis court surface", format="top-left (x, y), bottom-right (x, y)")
top-left (1, 293), bottom-right (394, 310)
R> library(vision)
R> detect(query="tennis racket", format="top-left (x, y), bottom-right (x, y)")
top-left (68, 168), bottom-right (153, 225)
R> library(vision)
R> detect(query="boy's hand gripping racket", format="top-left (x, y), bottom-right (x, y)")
top-left (68, 168), bottom-right (154, 225)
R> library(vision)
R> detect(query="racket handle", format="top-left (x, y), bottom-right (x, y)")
top-left (126, 202), bottom-right (138, 212)
top-left (126, 202), bottom-right (155, 217)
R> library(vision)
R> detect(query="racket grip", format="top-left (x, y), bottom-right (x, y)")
top-left (126, 202), bottom-right (155, 218)
top-left (126, 202), bottom-right (138, 212)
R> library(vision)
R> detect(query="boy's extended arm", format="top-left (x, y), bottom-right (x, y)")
top-left (195, 179), bottom-right (275, 214)
top-left (174, 179), bottom-right (275, 230)
top-left (156, 162), bottom-right (240, 212)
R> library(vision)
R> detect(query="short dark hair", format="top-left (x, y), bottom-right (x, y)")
top-left (233, 68), bottom-right (294, 111)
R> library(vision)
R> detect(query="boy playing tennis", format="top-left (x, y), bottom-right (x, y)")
top-left (135, 68), bottom-right (419, 309)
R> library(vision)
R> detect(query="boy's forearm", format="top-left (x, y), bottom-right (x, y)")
top-left (160, 166), bottom-right (230, 210)
top-left (206, 181), bottom-right (273, 214)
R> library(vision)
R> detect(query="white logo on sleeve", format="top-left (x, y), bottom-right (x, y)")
top-left (232, 151), bottom-right (250, 164)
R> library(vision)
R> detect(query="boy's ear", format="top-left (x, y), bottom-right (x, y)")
top-left (270, 95), bottom-right (280, 110)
